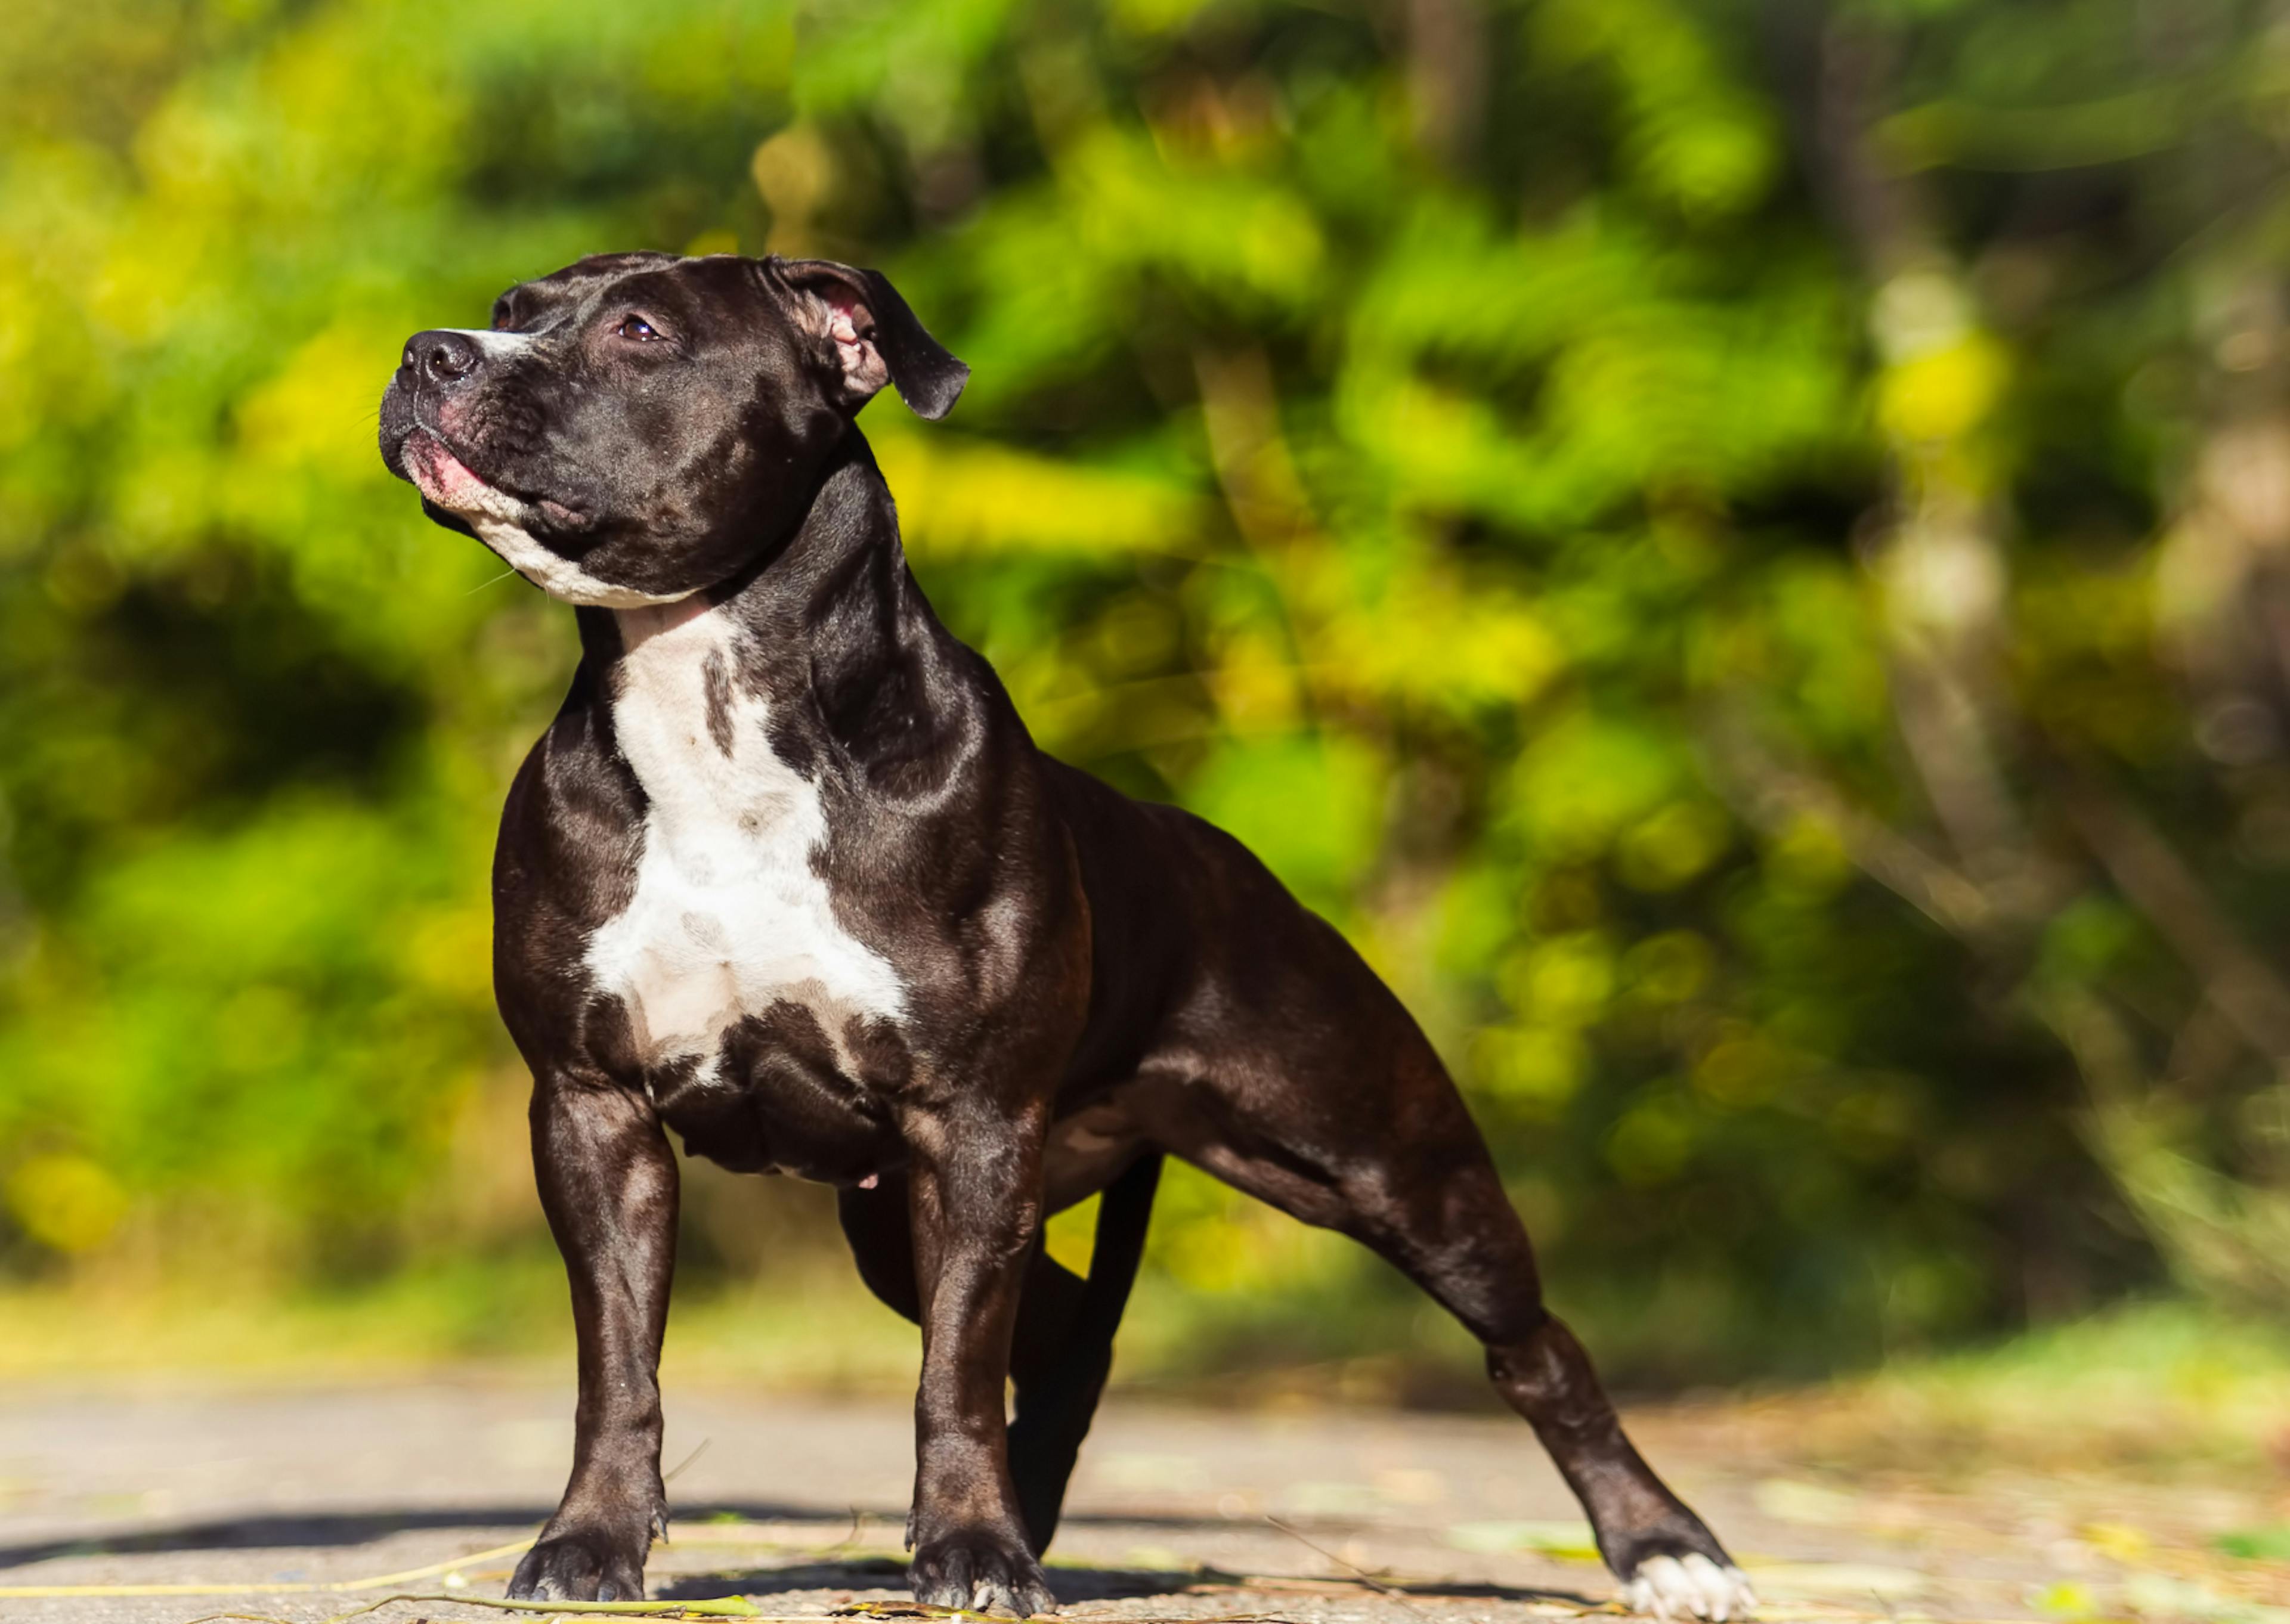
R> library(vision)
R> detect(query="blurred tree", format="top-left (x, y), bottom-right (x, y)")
top-left (5, 0), bottom-right (2289, 1383)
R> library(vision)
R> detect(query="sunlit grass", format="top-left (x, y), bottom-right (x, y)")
top-left (1786, 1297), bottom-right (2290, 1479)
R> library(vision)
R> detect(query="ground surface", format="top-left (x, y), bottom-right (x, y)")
top-left (1, 1378), bottom-right (2283, 1624)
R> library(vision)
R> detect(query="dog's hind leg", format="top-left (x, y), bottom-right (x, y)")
top-left (1481, 1313), bottom-right (1754, 1620)
top-left (1006, 1151), bottom-right (1161, 1552)
top-left (1153, 1044), bottom-right (1753, 1623)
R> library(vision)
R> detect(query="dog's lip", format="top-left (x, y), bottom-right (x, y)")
top-left (400, 427), bottom-right (503, 510)
top-left (399, 427), bottom-right (588, 529)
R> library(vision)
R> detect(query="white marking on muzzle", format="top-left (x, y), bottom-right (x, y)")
top-left (454, 326), bottom-right (539, 360)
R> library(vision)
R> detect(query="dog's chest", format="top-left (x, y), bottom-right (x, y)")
top-left (585, 603), bottom-right (906, 1091)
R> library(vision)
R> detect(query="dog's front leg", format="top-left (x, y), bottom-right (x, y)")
top-left (904, 1098), bottom-right (1059, 1617)
top-left (509, 1074), bottom-right (679, 1603)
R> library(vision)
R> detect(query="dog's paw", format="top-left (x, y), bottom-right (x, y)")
top-left (507, 1529), bottom-right (650, 1603)
top-left (910, 1528), bottom-right (1059, 1616)
top-left (1620, 1553), bottom-right (1757, 1622)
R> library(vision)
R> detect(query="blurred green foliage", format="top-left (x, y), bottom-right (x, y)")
top-left (8, 0), bottom-right (2290, 1384)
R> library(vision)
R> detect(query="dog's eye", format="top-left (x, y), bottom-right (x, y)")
top-left (617, 314), bottom-right (661, 342)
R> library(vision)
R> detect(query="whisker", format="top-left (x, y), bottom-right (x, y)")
top-left (464, 566), bottom-right (521, 596)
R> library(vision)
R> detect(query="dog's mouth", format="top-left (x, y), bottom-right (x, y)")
top-left (397, 427), bottom-right (587, 533)
top-left (399, 428), bottom-right (500, 512)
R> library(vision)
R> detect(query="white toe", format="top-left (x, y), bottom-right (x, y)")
top-left (1625, 1554), bottom-right (1688, 1621)
top-left (1623, 1554), bottom-right (1759, 1621)
top-left (1679, 1555), bottom-right (1735, 1621)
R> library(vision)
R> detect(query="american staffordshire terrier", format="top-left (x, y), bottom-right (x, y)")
top-left (377, 250), bottom-right (1752, 1622)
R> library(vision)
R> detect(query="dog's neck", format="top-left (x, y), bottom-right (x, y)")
top-left (572, 430), bottom-right (983, 793)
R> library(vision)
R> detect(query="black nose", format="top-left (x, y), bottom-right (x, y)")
top-left (404, 329), bottom-right (481, 389)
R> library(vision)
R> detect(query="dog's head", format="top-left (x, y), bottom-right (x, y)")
top-left (378, 252), bottom-right (965, 607)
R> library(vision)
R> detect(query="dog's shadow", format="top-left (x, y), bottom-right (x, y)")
top-left (657, 1556), bottom-right (1202, 1605)
top-left (0, 1505), bottom-right (1215, 1575)
top-left (0, 1507), bottom-right (1608, 1614)
top-left (658, 1558), bottom-right (1605, 1610)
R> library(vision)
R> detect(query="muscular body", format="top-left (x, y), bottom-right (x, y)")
top-left (377, 250), bottom-right (1752, 1622)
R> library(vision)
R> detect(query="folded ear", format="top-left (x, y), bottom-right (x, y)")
top-left (767, 256), bottom-right (968, 421)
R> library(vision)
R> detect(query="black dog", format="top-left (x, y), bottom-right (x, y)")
top-left (377, 252), bottom-right (1753, 1623)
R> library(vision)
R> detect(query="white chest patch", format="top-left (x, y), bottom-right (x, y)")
top-left (584, 602), bottom-right (906, 1081)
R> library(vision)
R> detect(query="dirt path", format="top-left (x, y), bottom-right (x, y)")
top-left (0, 1380), bottom-right (2280, 1624)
